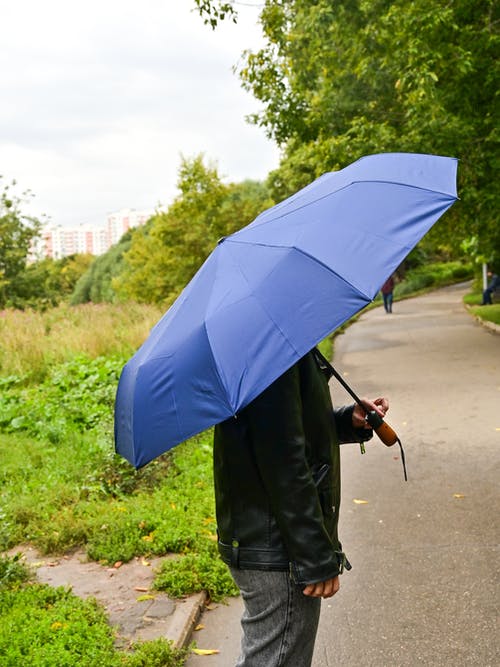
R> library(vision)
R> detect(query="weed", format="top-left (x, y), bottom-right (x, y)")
top-left (0, 554), bottom-right (30, 590)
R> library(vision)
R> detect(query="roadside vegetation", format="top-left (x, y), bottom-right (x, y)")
top-left (1, 3), bottom-right (496, 663)
top-left (0, 554), bottom-right (187, 667)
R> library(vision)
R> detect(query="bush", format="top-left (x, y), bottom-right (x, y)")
top-left (395, 261), bottom-right (473, 297)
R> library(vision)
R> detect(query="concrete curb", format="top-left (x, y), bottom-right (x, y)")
top-left (170, 591), bottom-right (208, 648)
top-left (476, 317), bottom-right (500, 334)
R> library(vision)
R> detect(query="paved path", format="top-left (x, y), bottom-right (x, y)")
top-left (187, 284), bottom-right (500, 666)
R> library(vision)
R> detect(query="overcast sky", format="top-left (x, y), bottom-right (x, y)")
top-left (1, 0), bottom-right (280, 227)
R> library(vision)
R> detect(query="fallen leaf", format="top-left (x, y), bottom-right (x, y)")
top-left (453, 493), bottom-right (465, 499)
top-left (136, 594), bottom-right (156, 602)
top-left (113, 561), bottom-right (123, 569)
top-left (194, 624), bottom-right (205, 631)
top-left (353, 498), bottom-right (369, 505)
top-left (192, 648), bottom-right (220, 655)
top-left (134, 586), bottom-right (149, 592)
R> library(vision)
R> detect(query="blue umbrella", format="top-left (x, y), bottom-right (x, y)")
top-left (115, 152), bottom-right (458, 468)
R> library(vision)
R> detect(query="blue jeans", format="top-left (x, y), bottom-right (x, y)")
top-left (383, 292), bottom-right (393, 312)
top-left (230, 567), bottom-right (321, 667)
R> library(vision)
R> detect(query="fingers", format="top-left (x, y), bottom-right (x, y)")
top-left (303, 576), bottom-right (340, 599)
top-left (362, 396), bottom-right (389, 417)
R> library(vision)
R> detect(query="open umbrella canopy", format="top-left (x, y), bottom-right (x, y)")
top-left (115, 152), bottom-right (458, 467)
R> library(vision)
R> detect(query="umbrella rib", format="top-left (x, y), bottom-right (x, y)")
top-left (226, 240), bottom-right (374, 302)
top-left (232, 180), bottom-right (457, 233)
top-left (201, 319), bottom-right (237, 415)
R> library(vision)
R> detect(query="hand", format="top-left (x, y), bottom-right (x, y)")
top-left (352, 396), bottom-right (389, 429)
top-left (303, 576), bottom-right (340, 599)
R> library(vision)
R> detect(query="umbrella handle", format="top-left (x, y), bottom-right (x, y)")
top-left (366, 410), bottom-right (398, 447)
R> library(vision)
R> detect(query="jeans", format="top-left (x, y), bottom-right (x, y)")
top-left (382, 292), bottom-right (393, 313)
top-left (230, 567), bottom-right (321, 667)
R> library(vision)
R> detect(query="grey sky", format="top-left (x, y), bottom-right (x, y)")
top-left (1, 0), bottom-right (279, 227)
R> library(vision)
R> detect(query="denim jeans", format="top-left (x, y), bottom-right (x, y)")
top-left (230, 567), bottom-right (321, 667)
top-left (383, 292), bottom-right (393, 313)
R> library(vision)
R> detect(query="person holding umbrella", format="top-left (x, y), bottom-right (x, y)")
top-left (213, 347), bottom-right (389, 667)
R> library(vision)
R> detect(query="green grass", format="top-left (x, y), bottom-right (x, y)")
top-left (468, 304), bottom-right (500, 325)
top-left (0, 555), bottom-right (187, 666)
top-left (463, 290), bottom-right (500, 325)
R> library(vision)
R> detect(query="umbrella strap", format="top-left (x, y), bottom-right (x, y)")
top-left (313, 348), bottom-right (408, 481)
top-left (397, 437), bottom-right (408, 482)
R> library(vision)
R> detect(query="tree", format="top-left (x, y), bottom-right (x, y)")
top-left (234, 0), bottom-right (499, 259)
top-left (11, 254), bottom-right (94, 310)
top-left (70, 233), bottom-right (133, 305)
top-left (193, 0), bottom-right (237, 29)
top-left (0, 178), bottom-right (42, 308)
top-left (115, 156), bottom-right (272, 305)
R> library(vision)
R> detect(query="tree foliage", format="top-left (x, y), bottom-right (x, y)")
top-left (70, 233), bottom-right (133, 305)
top-left (235, 0), bottom-right (498, 260)
top-left (10, 254), bottom-right (94, 310)
top-left (115, 155), bottom-right (272, 305)
top-left (193, 0), bottom-right (237, 29)
top-left (0, 178), bottom-right (42, 308)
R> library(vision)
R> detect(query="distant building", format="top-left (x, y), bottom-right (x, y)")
top-left (106, 208), bottom-right (153, 247)
top-left (32, 207), bottom-right (155, 260)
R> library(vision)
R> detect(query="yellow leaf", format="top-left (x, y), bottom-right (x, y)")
top-left (136, 594), bottom-right (156, 602)
top-left (194, 624), bottom-right (205, 631)
top-left (353, 498), bottom-right (369, 504)
top-left (192, 648), bottom-right (220, 655)
top-left (51, 622), bottom-right (63, 630)
top-left (453, 493), bottom-right (465, 499)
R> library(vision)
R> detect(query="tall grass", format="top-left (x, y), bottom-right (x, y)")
top-left (0, 302), bottom-right (163, 380)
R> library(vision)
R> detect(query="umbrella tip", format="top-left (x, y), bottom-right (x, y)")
top-left (217, 236), bottom-right (226, 245)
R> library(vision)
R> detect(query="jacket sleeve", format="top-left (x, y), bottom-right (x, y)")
top-left (334, 404), bottom-right (374, 444)
top-left (243, 364), bottom-right (341, 585)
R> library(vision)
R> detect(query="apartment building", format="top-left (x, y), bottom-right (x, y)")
top-left (33, 208), bottom-right (154, 260)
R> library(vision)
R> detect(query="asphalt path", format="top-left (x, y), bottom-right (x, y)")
top-left (187, 283), bottom-right (500, 666)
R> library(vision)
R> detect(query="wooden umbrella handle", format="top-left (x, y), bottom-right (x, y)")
top-left (366, 410), bottom-right (398, 447)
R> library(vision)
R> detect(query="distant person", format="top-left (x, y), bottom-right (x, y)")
top-left (381, 275), bottom-right (395, 313)
top-left (482, 272), bottom-right (500, 305)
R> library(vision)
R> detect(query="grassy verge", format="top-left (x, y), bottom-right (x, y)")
top-left (0, 554), bottom-right (188, 666)
top-left (463, 291), bottom-right (500, 325)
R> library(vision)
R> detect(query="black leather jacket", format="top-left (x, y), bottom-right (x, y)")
top-left (213, 349), bottom-right (371, 586)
